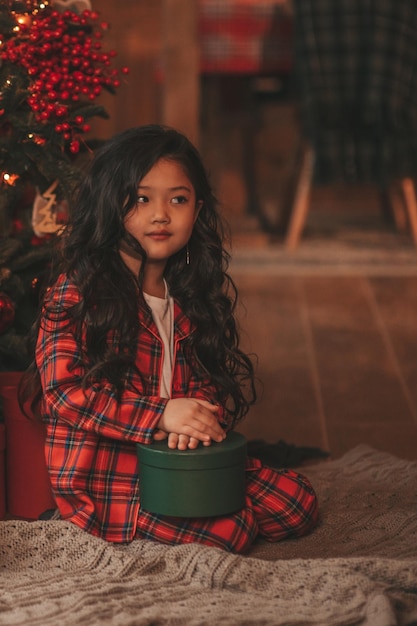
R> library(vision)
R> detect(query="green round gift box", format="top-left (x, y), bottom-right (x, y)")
top-left (137, 432), bottom-right (247, 518)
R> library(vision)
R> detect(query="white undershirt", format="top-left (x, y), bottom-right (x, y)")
top-left (143, 282), bottom-right (174, 399)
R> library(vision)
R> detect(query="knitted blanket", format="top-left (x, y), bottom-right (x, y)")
top-left (1, 445), bottom-right (417, 625)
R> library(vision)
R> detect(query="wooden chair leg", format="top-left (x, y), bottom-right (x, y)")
top-left (400, 178), bottom-right (417, 245)
top-left (284, 144), bottom-right (314, 250)
top-left (383, 182), bottom-right (408, 233)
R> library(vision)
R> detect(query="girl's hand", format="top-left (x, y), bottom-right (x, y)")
top-left (167, 434), bottom-right (202, 450)
top-left (157, 398), bottom-right (225, 445)
top-left (153, 430), bottom-right (212, 450)
top-left (153, 429), bottom-right (168, 441)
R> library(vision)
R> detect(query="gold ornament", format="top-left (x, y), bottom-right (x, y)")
top-left (31, 180), bottom-right (68, 236)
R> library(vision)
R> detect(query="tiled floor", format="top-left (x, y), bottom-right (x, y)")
top-left (228, 212), bottom-right (417, 462)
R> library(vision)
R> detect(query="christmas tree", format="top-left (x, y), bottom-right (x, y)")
top-left (0, 0), bottom-right (127, 371)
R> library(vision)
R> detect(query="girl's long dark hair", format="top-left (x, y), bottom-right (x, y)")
top-left (21, 125), bottom-right (257, 427)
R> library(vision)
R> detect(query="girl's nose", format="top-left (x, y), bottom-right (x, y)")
top-left (151, 201), bottom-right (170, 223)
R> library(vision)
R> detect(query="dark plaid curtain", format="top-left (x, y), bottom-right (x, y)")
top-left (293, 0), bottom-right (417, 184)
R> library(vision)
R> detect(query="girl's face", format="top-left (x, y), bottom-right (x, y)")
top-left (123, 158), bottom-right (201, 268)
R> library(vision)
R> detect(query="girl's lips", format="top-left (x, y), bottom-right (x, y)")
top-left (147, 231), bottom-right (171, 240)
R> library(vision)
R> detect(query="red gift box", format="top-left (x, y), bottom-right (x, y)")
top-left (0, 372), bottom-right (55, 519)
top-left (0, 422), bottom-right (5, 519)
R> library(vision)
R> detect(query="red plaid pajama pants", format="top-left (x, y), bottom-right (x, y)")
top-left (135, 458), bottom-right (319, 553)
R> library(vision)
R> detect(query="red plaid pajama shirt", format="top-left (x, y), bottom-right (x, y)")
top-left (36, 274), bottom-right (318, 552)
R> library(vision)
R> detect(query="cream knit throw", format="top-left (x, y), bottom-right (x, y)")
top-left (1, 445), bottom-right (417, 625)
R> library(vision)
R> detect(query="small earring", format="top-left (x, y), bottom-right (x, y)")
top-left (186, 245), bottom-right (190, 265)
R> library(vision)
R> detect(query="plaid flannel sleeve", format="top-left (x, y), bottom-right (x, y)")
top-left (36, 276), bottom-right (166, 445)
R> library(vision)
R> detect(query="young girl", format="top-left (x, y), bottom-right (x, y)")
top-left (23, 125), bottom-right (318, 553)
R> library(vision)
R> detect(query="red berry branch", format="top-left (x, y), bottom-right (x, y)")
top-left (0, 1), bottom-right (129, 153)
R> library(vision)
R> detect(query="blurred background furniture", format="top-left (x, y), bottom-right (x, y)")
top-left (198, 0), bottom-right (294, 228)
top-left (286, 0), bottom-right (417, 249)
top-left (199, 0), bottom-right (292, 76)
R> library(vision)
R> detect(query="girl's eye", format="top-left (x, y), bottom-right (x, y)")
top-left (172, 195), bottom-right (188, 204)
top-left (136, 195), bottom-right (148, 203)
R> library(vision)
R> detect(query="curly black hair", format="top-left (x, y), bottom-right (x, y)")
top-left (21, 125), bottom-right (257, 427)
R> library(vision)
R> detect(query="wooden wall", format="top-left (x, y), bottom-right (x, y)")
top-left (87, 1), bottom-right (297, 221)
top-left (88, 0), bottom-right (199, 145)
